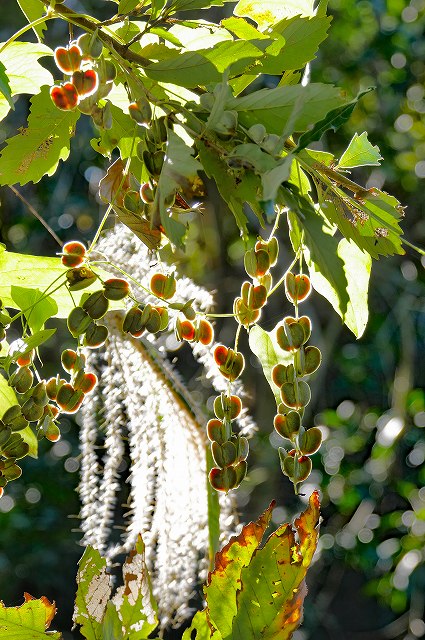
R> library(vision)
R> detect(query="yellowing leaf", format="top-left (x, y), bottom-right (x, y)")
top-left (235, 0), bottom-right (316, 29)
top-left (338, 131), bottom-right (382, 169)
top-left (0, 594), bottom-right (61, 639)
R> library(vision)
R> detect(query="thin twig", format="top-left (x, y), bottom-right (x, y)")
top-left (8, 186), bottom-right (63, 247)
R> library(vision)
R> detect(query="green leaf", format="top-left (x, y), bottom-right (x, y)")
top-left (0, 61), bottom-right (13, 111)
top-left (183, 611), bottom-right (219, 640)
top-left (74, 546), bottom-right (112, 640)
top-left (261, 156), bottom-right (293, 202)
top-left (338, 131), bottom-right (382, 169)
top-left (10, 287), bottom-right (58, 334)
top-left (207, 447), bottom-right (221, 562)
top-left (229, 492), bottom-right (320, 640)
top-left (320, 187), bottom-right (404, 258)
top-left (248, 325), bottom-right (292, 407)
top-left (296, 87), bottom-right (374, 151)
top-left (205, 503), bottom-right (274, 637)
top-left (154, 130), bottom-right (201, 247)
top-left (170, 0), bottom-right (228, 11)
top-left (0, 247), bottom-right (117, 318)
top-left (145, 52), bottom-right (220, 88)
top-left (234, 0), bottom-right (316, 29)
top-left (0, 42), bottom-right (53, 121)
top-left (17, 0), bottom-right (48, 41)
top-left (0, 595), bottom-right (61, 639)
top-left (0, 86), bottom-right (79, 186)
top-left (289, 207), bottom-right (371, 337)
top-left (227, 84), bottom-right (346, 136)
top-left (7, 329), bottom-right (57, 363)
top-left (112, 536), bottom-right (158, 639)
top-left (101, 603), bottom-right (122, 640)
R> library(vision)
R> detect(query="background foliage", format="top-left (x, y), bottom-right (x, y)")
top-left (0, 1), bottom-right (424, 639)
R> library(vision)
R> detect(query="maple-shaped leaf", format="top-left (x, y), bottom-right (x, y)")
top-left (73, 546), bottom-right (112, 640)
top-left (0, 85), bottom-right (79, 186)
top-left (112, 535), bottom-right (158, 639)
top-left (205, 492), bottom-right (320, 640)
top-left (0, 593), bottom-right (61, 639)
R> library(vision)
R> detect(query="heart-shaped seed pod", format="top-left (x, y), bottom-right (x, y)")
top-left (212, 441), bottom-right (238, 468)
top-left (280, 380), bottom-right (311, 410)
top-left (61, 349), bottom-right (86, 372)
top-left (129, 98), bottom-right (152, 125)
top-left (16, 349), bottom-right (34, 367)
top-left (82, 290), bottom-right (109, 320)
top-left (76, 32), bottom-right (103, 59)
top-left (177, 319), bottom-right (196, 341)
top-left (71, 69), bottom-right (99, 97)
top-left (281, 453), bottom-right (312, 483)
top-left (61, 241), bottom-right (86, 268)
top-left (103, 278), bottom-right (130, 301)
top-left (298, 427), bottom-right (323, 455)
top-left (276, 320), bottom-right (306, 352)
top-left (56, 384), bottom-right (85, 413)
top-left (31, 381), bottom-right (49, 407)
top-left (285, 272), bottom-right (311, 303)
top-left (74, 372), bottom-right (98, 394)
top-left (272, 364), bottom-right (293, 388)
top-left (233, 460), bottom-right (248, 487)
top-left (244, 248), bottom-right (270, 279)
top-left (84, 323), bottom-right (108, 348)
top-left (153, 307), bottom-right (169, 332)
top-left (150, 273), bottom-right (176, 300)
top-left (10, 366), bottom-right (33, 394)
top-left (66, 267), bottom-right (97, 291)
top-left (67, 307), bottom-right (92, 337)
top-left (207, 418), bottom-right (231, 445)
top-left (241, 282), bottom-right (267, 310)
top-left (235, 436), bottom-right (249, 461)
top-left (123, 307), bottom-right (144, 336)
top-left (197, 319), bottom-right (214, 346)
top-left (50, 83), bottom-right (79, 111)
top-left (2, 406), bottom-right (28, 432)
top-left (213, 394), bottom-right (242, 421)
top-left (215, 348), bottom-right (245, 382)
top-left (145, 308), bottom-right (161, 334)
top-left (1, 459), bottom-right (22, 481)
top-left (44, 422), bottom-right (61, 442)
top-left (54, 44), bottom-right (82, 74)
top-left (0, 424), bottom-right (12, 447)
top-left (255, 236), bottom-right (279, 266)
top-left (273, 410), bottom-right (301, 439)
top-left (21, 398), bottom-right (44, 422)
top-left (303, 346), bottom-right (322, 375)
top-left (233, 297), bottom-right (260, 327)
top-left (140, 183), bottom-right (155, 204)
top-left (209, 466), bottom-right (237, 492)
top-left (297, 316), bottom-right (312, 342)
top-left (213, 345), bottom-right (228, 366)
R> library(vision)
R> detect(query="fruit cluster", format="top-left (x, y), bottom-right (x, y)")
top-left (272, 271), bottom-right (323, 490)
top-left (208, 393), bottom-right (248, 492)
top-left (50, 32), bottom-right (116, 129)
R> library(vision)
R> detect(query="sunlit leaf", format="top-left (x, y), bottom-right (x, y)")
top-left (0, 86), bottom-right (79, 186)
top-left (10, 287), bottom-right (58, 334)
top-left (182, 610), bottom-right (220, 640)
top-left (248, 325), bottom-right (292, 407)
top-left (0, 594), bottom-right (60, 639)
top-left (338, 131), bottom-right (382, 169)
top-left (0, 61), bottom-right (13, 111)
top-left (0, 42), bottom-right (53, 121)
top-left (235, 0), bottom-right (316, 29)
top-left (74, 546), bottom-right (112, 640)
top-left (17, 0), bottom-right (48, 41)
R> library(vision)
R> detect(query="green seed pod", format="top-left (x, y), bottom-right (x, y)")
top-left (280, 380), bottom-right (311, 410)
top-left (207, 418), bottom-right (231, 445)
top-left (84, 323), bottom-right (108, 348)
top-left (285, 272), bottom-right (311, 303)
top-left (91, 102), bottom-right (112, 130)
top-left (44, 422), bottom-right (61, 442)
top-left (61, 349), bottom-right (85, 373)
top-left (233, 459), bottom-right (247, 487)
top-left (154, 307), bottom-right (169, 331)
top-left (272, 364), bottom-right (294, 387)
top-left (66, 267), bottom-right (97, 291)
top-left (273, 410), bottom-right (301, 439)
top-left (129, 98), bottom-right (152, 125)
top-left (31, 381), bottom-right (49, 407)
top-left (2, 459), bottom-right (22, 481)
top-left (82, 290), bottom-right (109, 320)
top-left (248, 123), bottom-right (267, 144)
top-left (150, 273), bottom-right (176, 300)
top-left (276, 320), bottom-right (305, 352)
top-left (261, 133), bottom-right (280, 155)
top-left (298, 427), bottom-right (323, 455)
top-left (244, 248), bottom-right (270, 279)
top-left (255, 237), bottom-right (279, 266)
top-left (209, 466), bottom-right (237, 492)
top-left (298, 316), bottom-right (312, 342)
top-left (77, 32), bottom-right (103, 58)
top-left (0, 424), bottom-right (12, 447)
top-left (241, 281), bottom-right (267, 310)
top-left (214, 394), bottom-right (242, 421)
top-left (282, 453), bottom-right (312, 483)
top-left (56, 383), bottom-right (85, 413)
top-left (216, 348), bottom-right (245, 382)
top-left (67, 307), bottom-right (92, 337)
top-left (214, 110), bottom-right (238, 139)
top-left (145, 308), bottom-right (161, 334)
top-left (21, 397), bottom-right (44, 422)
top-left (1, 433), bottom-right (29, 459)
top-left (303, 346), bottom-right (322, 375)
top-left (212, 441), bottom-right (237, 468)
top-left (233, 297), bottom-right (260, 327)
top-left (123, 307), bottom-right (144, 336)
top-left (10, 366), bottom-right (33, 394)
top-left (199, 93), bottom-right (215, 110)
top-left (235, 436), bottom-right (249, 462)
top-left (2, 405), bottom-right (22, 424)
top-left (103, 278), bottom-right (130, 301)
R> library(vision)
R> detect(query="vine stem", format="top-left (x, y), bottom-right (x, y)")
top-left (0, 13), bottom-right (53, 54)
top-left (9, 186), bottom-right (63, 247)
top-left (234, 323), bottom-right (242, 351)
top-left (401, 238), bottom-right (425, 256)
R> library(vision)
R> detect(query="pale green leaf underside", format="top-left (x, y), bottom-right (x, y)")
top-left (338, 131), bottom-right (382, 168)
top-left (0, 42), bottom-right (53, 121)
top-left (0, 85), bottom-right (79, 186)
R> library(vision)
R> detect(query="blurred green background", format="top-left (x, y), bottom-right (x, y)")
top-left (0, 1), bottom-right (424, 639)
